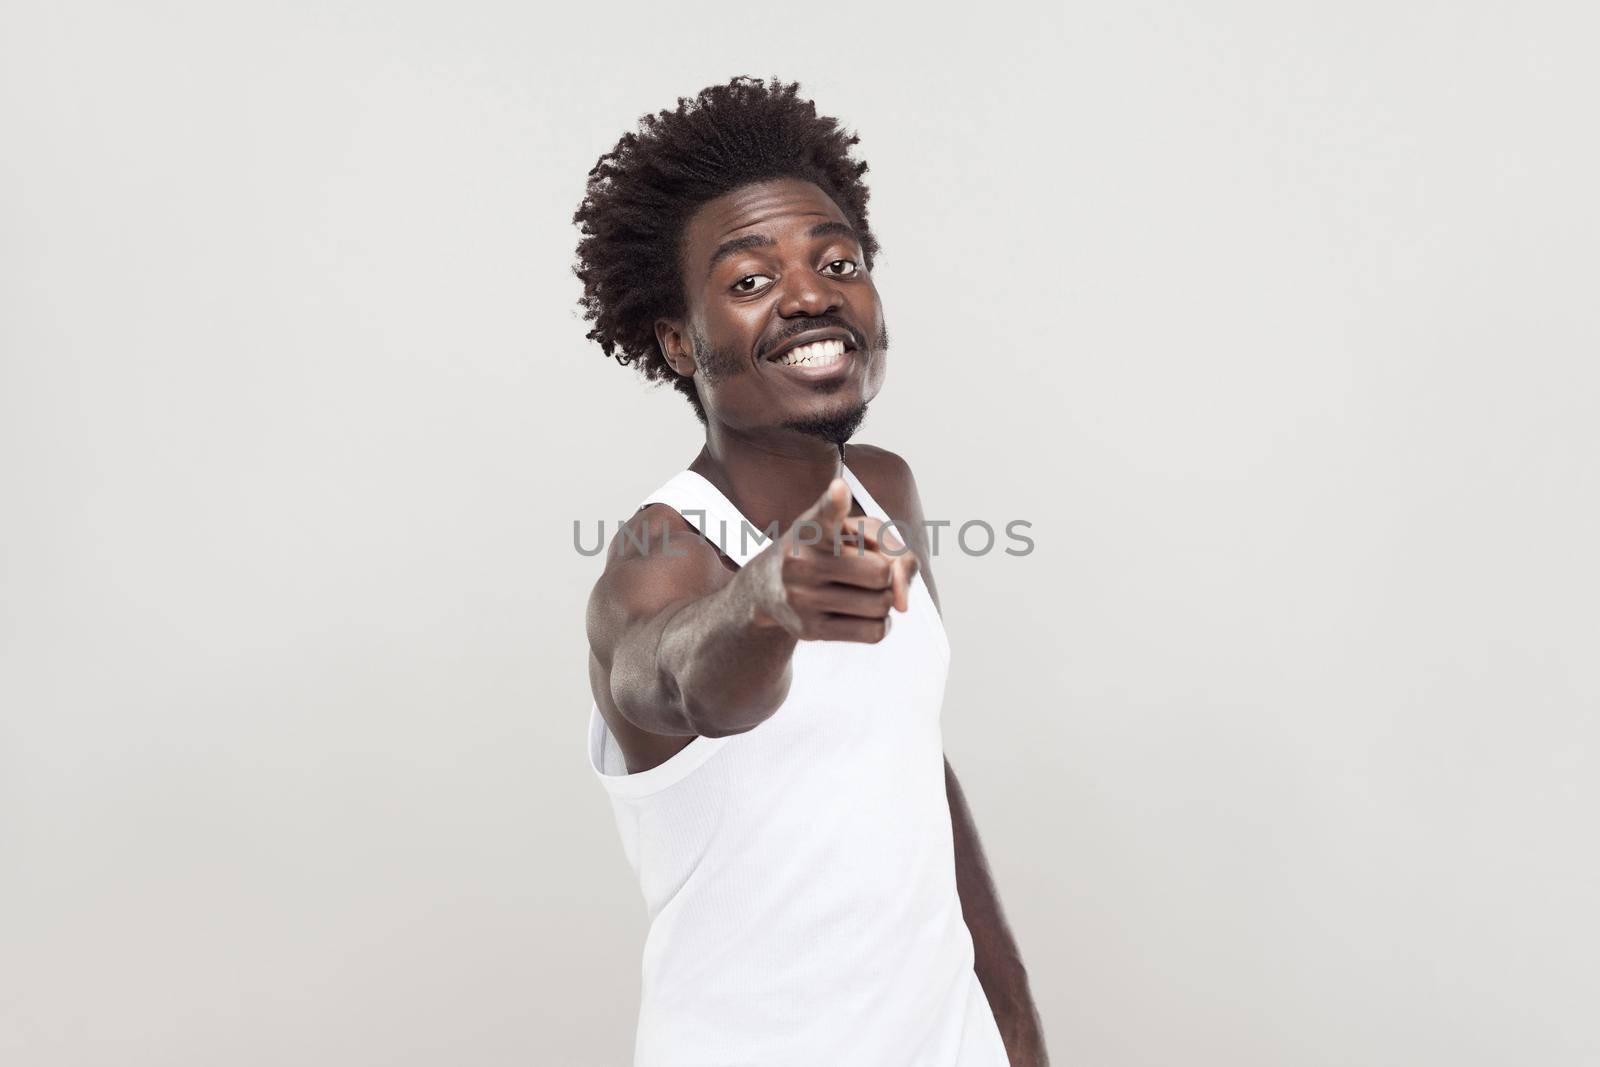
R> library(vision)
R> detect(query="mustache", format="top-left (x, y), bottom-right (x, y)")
top-left (759, 316), bottom-right (866, 359)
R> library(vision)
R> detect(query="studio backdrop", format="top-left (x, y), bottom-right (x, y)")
top-left (2, 2), bottom-right (1596, 1065)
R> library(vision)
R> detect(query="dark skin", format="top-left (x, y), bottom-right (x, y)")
top-left (585, 177), bottom-right (1047, 1065)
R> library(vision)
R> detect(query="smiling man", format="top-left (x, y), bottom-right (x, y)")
top-left (574, 77), bottom-right (1046, 1066)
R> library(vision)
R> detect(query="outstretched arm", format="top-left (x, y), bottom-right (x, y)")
top-left (589, 478), bottom-right (916, 743)
top-left (946, 756), bottom-right (1048, 1066)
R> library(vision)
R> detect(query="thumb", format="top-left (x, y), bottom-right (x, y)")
top-left (804, 477), bottom-right (851, 532)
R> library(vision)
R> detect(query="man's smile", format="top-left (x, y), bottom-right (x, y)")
top-left (761, 325), bottom-right (860, 383)
top-left (772, 337), bottom-right (847, 368)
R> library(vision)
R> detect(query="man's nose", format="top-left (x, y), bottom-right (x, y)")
top-left (776, 270), bottom-right (842, 318)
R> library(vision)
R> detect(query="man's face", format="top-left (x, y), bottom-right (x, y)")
top-left (657, 177), bottom-right (888, 436)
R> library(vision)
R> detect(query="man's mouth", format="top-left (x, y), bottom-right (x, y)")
top-left (772, 337), bottom-right (849, 368)
top-left (763, 328), bottom-right (859, 372)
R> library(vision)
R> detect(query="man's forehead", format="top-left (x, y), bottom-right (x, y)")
top-left (690, 179), bottom-right (847, 244)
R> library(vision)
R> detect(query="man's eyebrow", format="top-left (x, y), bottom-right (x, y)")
top-left (706, 233), bottom-right (773, 275)
top-left (807, 220), bottom-right (860, 243)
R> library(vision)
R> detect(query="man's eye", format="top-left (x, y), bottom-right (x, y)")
top-left (824, 259), bottom-right (859, 277)
top-left (732, 274), bottom-right (773, 293)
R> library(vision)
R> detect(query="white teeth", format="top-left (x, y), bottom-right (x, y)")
top-left (775, 338), bottom-right (847, 367)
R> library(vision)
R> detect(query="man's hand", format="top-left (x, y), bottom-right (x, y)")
top-left (748, 477), bottom-right (918, 643)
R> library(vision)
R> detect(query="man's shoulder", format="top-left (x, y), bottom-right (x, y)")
top-left (845, 442), bottom-right (943, 608)
top-left (844, 441), bottom-right (915, 488)
top-left (844, 442), bottom-right (922, 515)
top-left (585, 503), bottom-right (733, 653)
top-left (844, 441), bottom-right (911, 471)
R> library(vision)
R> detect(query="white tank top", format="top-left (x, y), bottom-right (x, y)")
top-left (586, 465), bottom-right (1009, 1067)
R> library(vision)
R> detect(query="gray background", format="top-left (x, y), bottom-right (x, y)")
top-left (3, 2), bottom-right (1596, 1064)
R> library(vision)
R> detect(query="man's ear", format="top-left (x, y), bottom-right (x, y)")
top-left (654, 319), bottom-right (696, 378)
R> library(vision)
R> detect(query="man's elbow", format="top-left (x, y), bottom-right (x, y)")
top-left (679, 669), bottom-right (793, 737)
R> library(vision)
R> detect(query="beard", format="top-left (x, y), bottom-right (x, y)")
top-left (687, 323), bottom-right (749, 383)
top-left (780, 401), bottom-right (869, 446)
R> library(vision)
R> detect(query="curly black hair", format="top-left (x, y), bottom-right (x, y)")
top-left (572, 76), bottom-right (880, 421)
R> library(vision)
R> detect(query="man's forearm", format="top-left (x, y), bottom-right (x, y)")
top-left (654, 565), bottom-right (798, 735)
top-left (945, 757), bottom-right (1048, 1065)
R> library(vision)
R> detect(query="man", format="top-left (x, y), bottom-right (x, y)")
top-left (574, 76), bottom-right (1047, 1066)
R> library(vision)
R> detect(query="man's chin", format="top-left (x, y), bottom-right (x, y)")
top-left (780, 400), bottom-right (869, 447)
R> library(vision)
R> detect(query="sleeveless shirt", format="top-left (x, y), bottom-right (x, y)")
top-left (585, 465), bottom-right (1009, 1067)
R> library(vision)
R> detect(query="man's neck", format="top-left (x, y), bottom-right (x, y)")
top-left (689, 423), bottom-right (850, 535)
